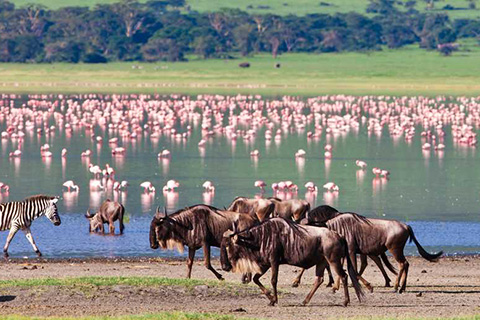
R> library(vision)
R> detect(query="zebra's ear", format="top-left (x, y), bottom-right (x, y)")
top-left (52, 196), bottom-right (59, 204)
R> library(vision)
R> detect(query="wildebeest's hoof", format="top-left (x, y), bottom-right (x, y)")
top-left (343, 300), bottom-right (349, 307)
top-left (291, 281), bottom-right (300, 288)
top-left (326, 283), bottom-right (333, 288)
top-left (219, 276), bottom-right (225, 281)
top-left (385, 283), bottom-right (391, 288)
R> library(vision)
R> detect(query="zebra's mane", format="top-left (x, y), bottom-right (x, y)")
top-left (23, 195), bottom-right (55, 203)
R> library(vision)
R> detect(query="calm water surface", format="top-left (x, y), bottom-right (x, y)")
top-left (0, 94), bottom-right (478, 257)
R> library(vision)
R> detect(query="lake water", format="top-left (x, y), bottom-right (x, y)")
top-left (0, 94), bottom-right (478, 258)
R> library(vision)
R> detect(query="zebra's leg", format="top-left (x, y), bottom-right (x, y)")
top-left (3, 226), bottom-right (19, 258)
top-left (22, 227), bottom-right (41, 257)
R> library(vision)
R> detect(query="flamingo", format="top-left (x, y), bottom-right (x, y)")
top-left (202, 181), bottom-right (215, 192)
top-left (9, 150), bottom-right (22, 158)
top-left (89, 180), bottom-right (104, 191)
top-left (356, 160), bottom-right (367, 169)
top-left (163, 179), bottom-right (179, 192)
top-left (63, 180), bottom-right (79, 192)
top-left (88, 164), bottom-right (102, 178)
top-left (61, 148), bottom-right (67, 157)
top-left (372, 167), bottom-right (382, 177)
top-left (323, 182), bottom-right (339, 192)
top-left (0, 182), bottom-right (10, 193)
top-left (140, 181), bottom-right (155, 193)
top-left (295, 149), bottom-right (306, 158)
top-left (305, 181), bottom-right (318, 192)
top-left (250, 149), bottom-right (260, 157)
top-left (254, 180), bottom-right (266, 192)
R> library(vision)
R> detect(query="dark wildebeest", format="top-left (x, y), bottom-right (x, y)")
top-left (227, 197), bottom-right (275, 222)
top-left (239, 62), bottom-right (250, 68)
top-left (85, 199), bottom-right (125, 234)
top-left (268, 197), bottom-right (310, 223)
top-left (304, 205), bottom-right (443, 293)
top-left (221, 218), bottom-right (364, 306)
top-left (149, 204), bottom-right (256, 280)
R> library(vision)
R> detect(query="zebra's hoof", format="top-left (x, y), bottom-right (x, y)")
top-left (3, 252), bottom-right (9, 259)
top-left (36, 251), bottom-right (42, 257)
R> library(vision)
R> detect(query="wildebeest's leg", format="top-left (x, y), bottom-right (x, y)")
top-left (350, 251), bottom-right (373, 292)
top-left (99, 223), bottom-right (105, 233)
top-left (302, 259), bottom-right (326, 305)
top-left (253, 270), bottom-right (275, 303)
top-left (202, 244), bottom-right (224, 280)
top-left (270, 262), bottom-right (279, 306)
top-left (241, 273), bottom-right (252, 284)
top-left (108, 218), bottom-right (115, 234)
top-left (390, 248), bottom-right (408, 293)
top-left (325, 264), bottom-right (335, 287)
top-left (330, 258), bottom-right (350, 307)
top-left (3, 226), bottom-right (19, 258)
top-left (369, 254), bottom-right (392, 287)
top-left (186, 247), bottom-right (195, 278)
top-left (22, 227), bottom-right (41, 257)
top-left (292, 268), bottom-right (306, 287)
top-left (119, 207), bottom-right (125, 234)
top-left (358, 254), bottom-right (368, 276)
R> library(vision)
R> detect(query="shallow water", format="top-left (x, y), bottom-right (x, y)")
top-left (0, 94), bottom-right (478, 258)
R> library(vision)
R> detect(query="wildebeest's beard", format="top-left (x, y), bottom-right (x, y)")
top-left (221, 230), bottom-right (261, 274)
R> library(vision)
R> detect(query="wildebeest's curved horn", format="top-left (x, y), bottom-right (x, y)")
top-left (85, 209), bottom-right (94, 219)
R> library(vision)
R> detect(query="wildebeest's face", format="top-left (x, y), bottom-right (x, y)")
top-left (85, 210), bottom-right (101, 232)
top-left (220, 230), bottom-right (236, 272)
top-left (221, 229), bottom-right (261, 274)
top-left (149, 216), bottom-right (175, 249)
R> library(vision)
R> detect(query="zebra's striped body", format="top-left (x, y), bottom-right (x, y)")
top-left (1, 195), bottom-right (61, 258)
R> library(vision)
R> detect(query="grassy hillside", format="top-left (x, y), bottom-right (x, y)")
top-left (8, 0), bottom-right (480, 19)
top-left (1, 42), bottom-right (480, 96)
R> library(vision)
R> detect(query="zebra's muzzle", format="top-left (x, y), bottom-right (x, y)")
top-left (53, 218), bottom-right (61, 226)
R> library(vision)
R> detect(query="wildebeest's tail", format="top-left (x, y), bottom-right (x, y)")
top-left (407, 225), bottom-right (443, 262)
top-left (342, 238), bottom-right (364, 302)
top-left (380, 252), bottom-right (397, 275)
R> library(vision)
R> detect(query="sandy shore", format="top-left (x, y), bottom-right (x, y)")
top-left (0, 256), bottom-right (478, 319)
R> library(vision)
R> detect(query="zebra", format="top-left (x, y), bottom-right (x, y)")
top-left (0, 195), bottom-right (61, 258)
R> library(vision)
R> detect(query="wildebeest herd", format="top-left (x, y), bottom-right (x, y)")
top-left (0, 194), bottom-right (442, 307)
top-left (149, 196), bottom-right (443, 306)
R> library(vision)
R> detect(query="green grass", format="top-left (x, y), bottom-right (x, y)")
top-left (2, 42), bottom-right (480, 96)
top-left (0, 276), bottom-right (224, 288)
top-left (8, 0), bottom-right (480, 19)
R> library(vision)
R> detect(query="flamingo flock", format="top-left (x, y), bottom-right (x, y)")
top-left (0, 93), bottom-right (479, 209)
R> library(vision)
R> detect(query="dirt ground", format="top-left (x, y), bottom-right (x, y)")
top-left (0, 256), bottom-right (478, 319)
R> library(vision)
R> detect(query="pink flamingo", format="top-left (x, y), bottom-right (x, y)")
top-left (356, 160), bottom-right (367, 169)
top-left (250, 149), bottom-right (260, 157)
top-left (163, 180), bottom-right (179, 192)
top-left (63, 180), bottom-right (79, 192)
top-left (372, 167), bottom-right (382, 177)
top-left (323, 182), bottom-right (339, 192)
top-left (61, 148), bottom-right (67, 157)
top-left (254, 180), bottom-right (266, 192)
top-left (140, 181), bottom-right (156, 193)
top-left (0, 182), bottom-right (10, 193)
top-left (202, 181), bottom-right (215, 192)
top-left (305, 181), bottom-right (318, 192)
top-left (295, 149), bottom-right (306, 158)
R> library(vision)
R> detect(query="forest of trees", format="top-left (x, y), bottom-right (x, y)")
top-left (1, 0), bottom-right (480, 62)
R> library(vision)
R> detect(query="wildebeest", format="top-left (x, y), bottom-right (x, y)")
top-left (239, 62), bottom-right (250, 68)
top-left (149, 204), bottom-right (256, 280)
top-left (305, 205), bottom-right (442, 293)
top-left (227, 197), bottom-right (275, 222)
top-left (268, 197), bottom-right (310, 223)
top-left (85, 199), bottom-right (125, 234)
top-left (221, 218), bottom-right (364, 306)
